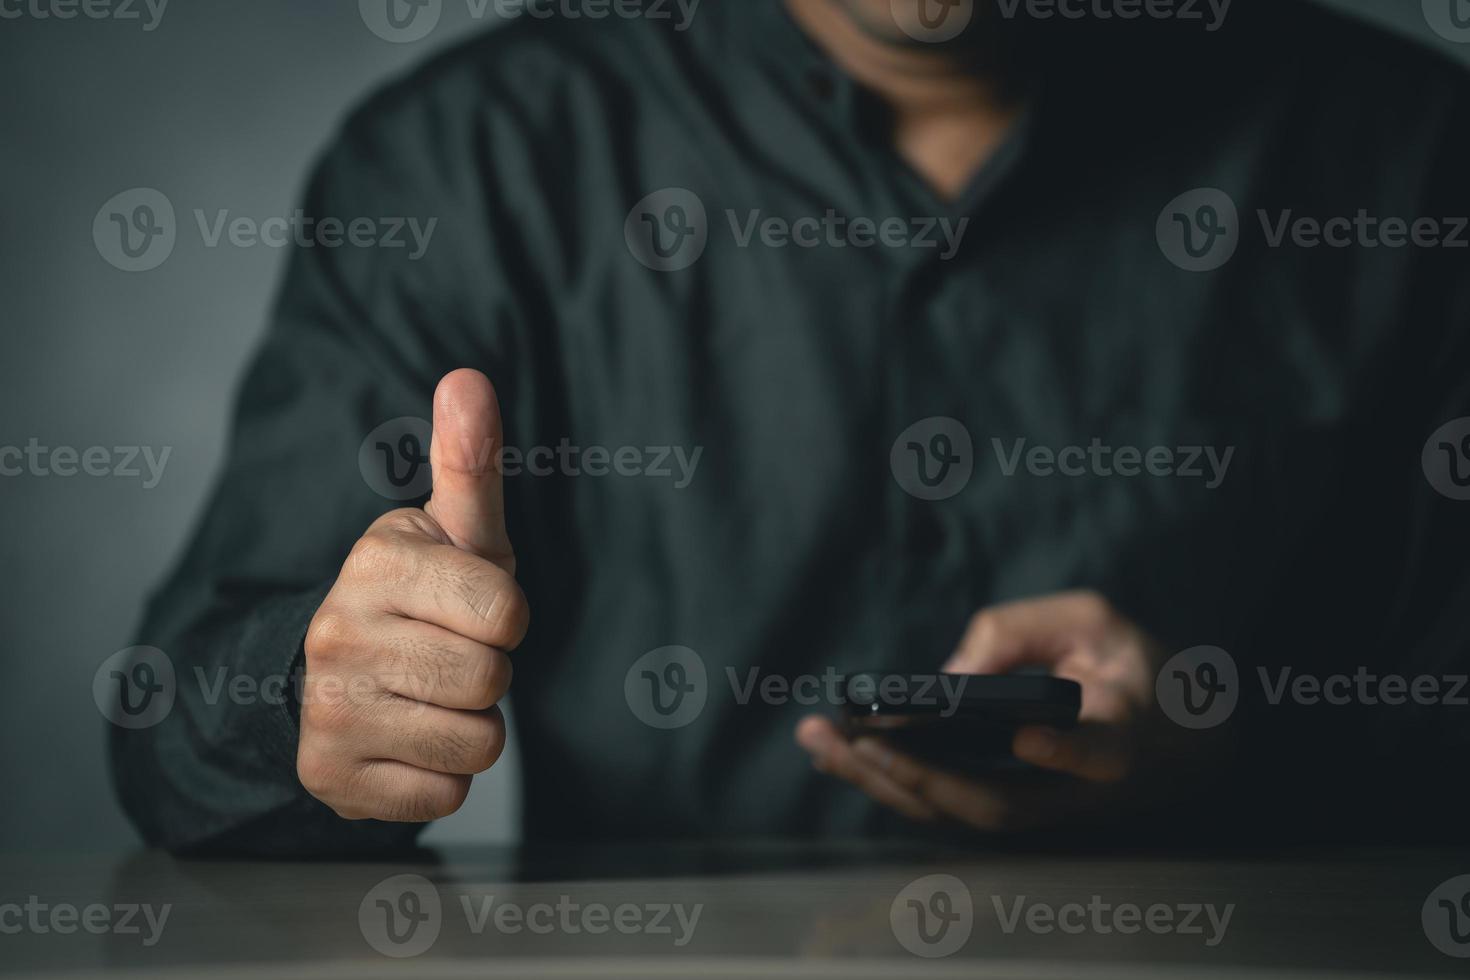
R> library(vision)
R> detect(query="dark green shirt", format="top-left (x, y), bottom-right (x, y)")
top-left (113, 0), bottom-right (1470, 853)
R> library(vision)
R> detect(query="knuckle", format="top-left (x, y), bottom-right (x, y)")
top-left (468, 651), bottom-right (513, 709)
top-left (487, 583), bottom-right (531, 650)
top-left (374, 508), bottom-right (435, 538)
top-left (296, 746), bottom-right (345, 801)
top-left (448, 565), bottom-right (529, 649)
top-left (1070, 589), bottom-right (1114, 623)
top-left (431, 716), bottom-right (504, 774)
top-left (969, 610), bottom-right (1001, 647)
top-left (305, 607), bottom-right (354, 662)
top-left (348, 531), bottom-right (419, 587)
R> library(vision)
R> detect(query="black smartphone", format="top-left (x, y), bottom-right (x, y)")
top-left (839, 671), bottom-right (1082, 773)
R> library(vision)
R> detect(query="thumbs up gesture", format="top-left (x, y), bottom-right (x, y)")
top-left (298, 370), bottom-right (529, 823)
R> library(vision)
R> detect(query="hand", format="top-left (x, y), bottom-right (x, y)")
top-left (796, 591), bottom-right (1195, 832)
top-left (297, 369), bottom-right (529, 822)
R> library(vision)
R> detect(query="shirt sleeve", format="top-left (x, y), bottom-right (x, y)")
top-left (108, 99), bottom-right (496, 854)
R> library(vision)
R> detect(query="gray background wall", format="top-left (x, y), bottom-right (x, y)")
top-left (0, 0), bottom-right (1464, 853)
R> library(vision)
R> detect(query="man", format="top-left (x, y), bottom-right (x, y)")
top-left (113, 0), bottom-right (1470, 854)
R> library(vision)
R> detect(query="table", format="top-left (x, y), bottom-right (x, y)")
top-left (2, 841), bottom-right (1466, 977)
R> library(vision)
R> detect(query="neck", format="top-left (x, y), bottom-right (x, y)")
top-left (784, 0), bottom-right (1031, 111)
top-left (784, 0), bottom-right (1030, 199)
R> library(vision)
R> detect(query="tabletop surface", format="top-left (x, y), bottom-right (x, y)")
top-left (2, 840), bottom-right (1467, 978)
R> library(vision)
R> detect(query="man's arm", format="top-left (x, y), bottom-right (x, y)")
top-left (109, 101), bottom-right (520, 853)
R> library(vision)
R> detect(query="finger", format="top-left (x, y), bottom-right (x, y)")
top-left (359, 700), bottom-right (507, 776)
top-left (795, 716), bottom-right (937, 823)
top-left (424, 368), bottom-right (515, 571)
top-left (356, 532), bottom-right (529, 649)
top-left (1012, 723), bottom-right (1132, 783)
top-left (861, 741), bottom-right (1085, 832)
top-left (376, 619), bottom-right (512, 711)
top-left (944, 590), bottom-right (1112, 674)
top-left (320, 760), bottom-right (472, 823)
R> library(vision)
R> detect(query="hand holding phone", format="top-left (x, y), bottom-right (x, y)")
top-left (839, 671), bottom-right (1082, 773)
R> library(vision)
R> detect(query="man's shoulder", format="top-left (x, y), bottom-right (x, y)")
top-left (332, 12), bottom-right (672, 159)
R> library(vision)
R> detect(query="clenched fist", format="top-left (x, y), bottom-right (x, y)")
top-left (297, 369), bottom-right (528, 822)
